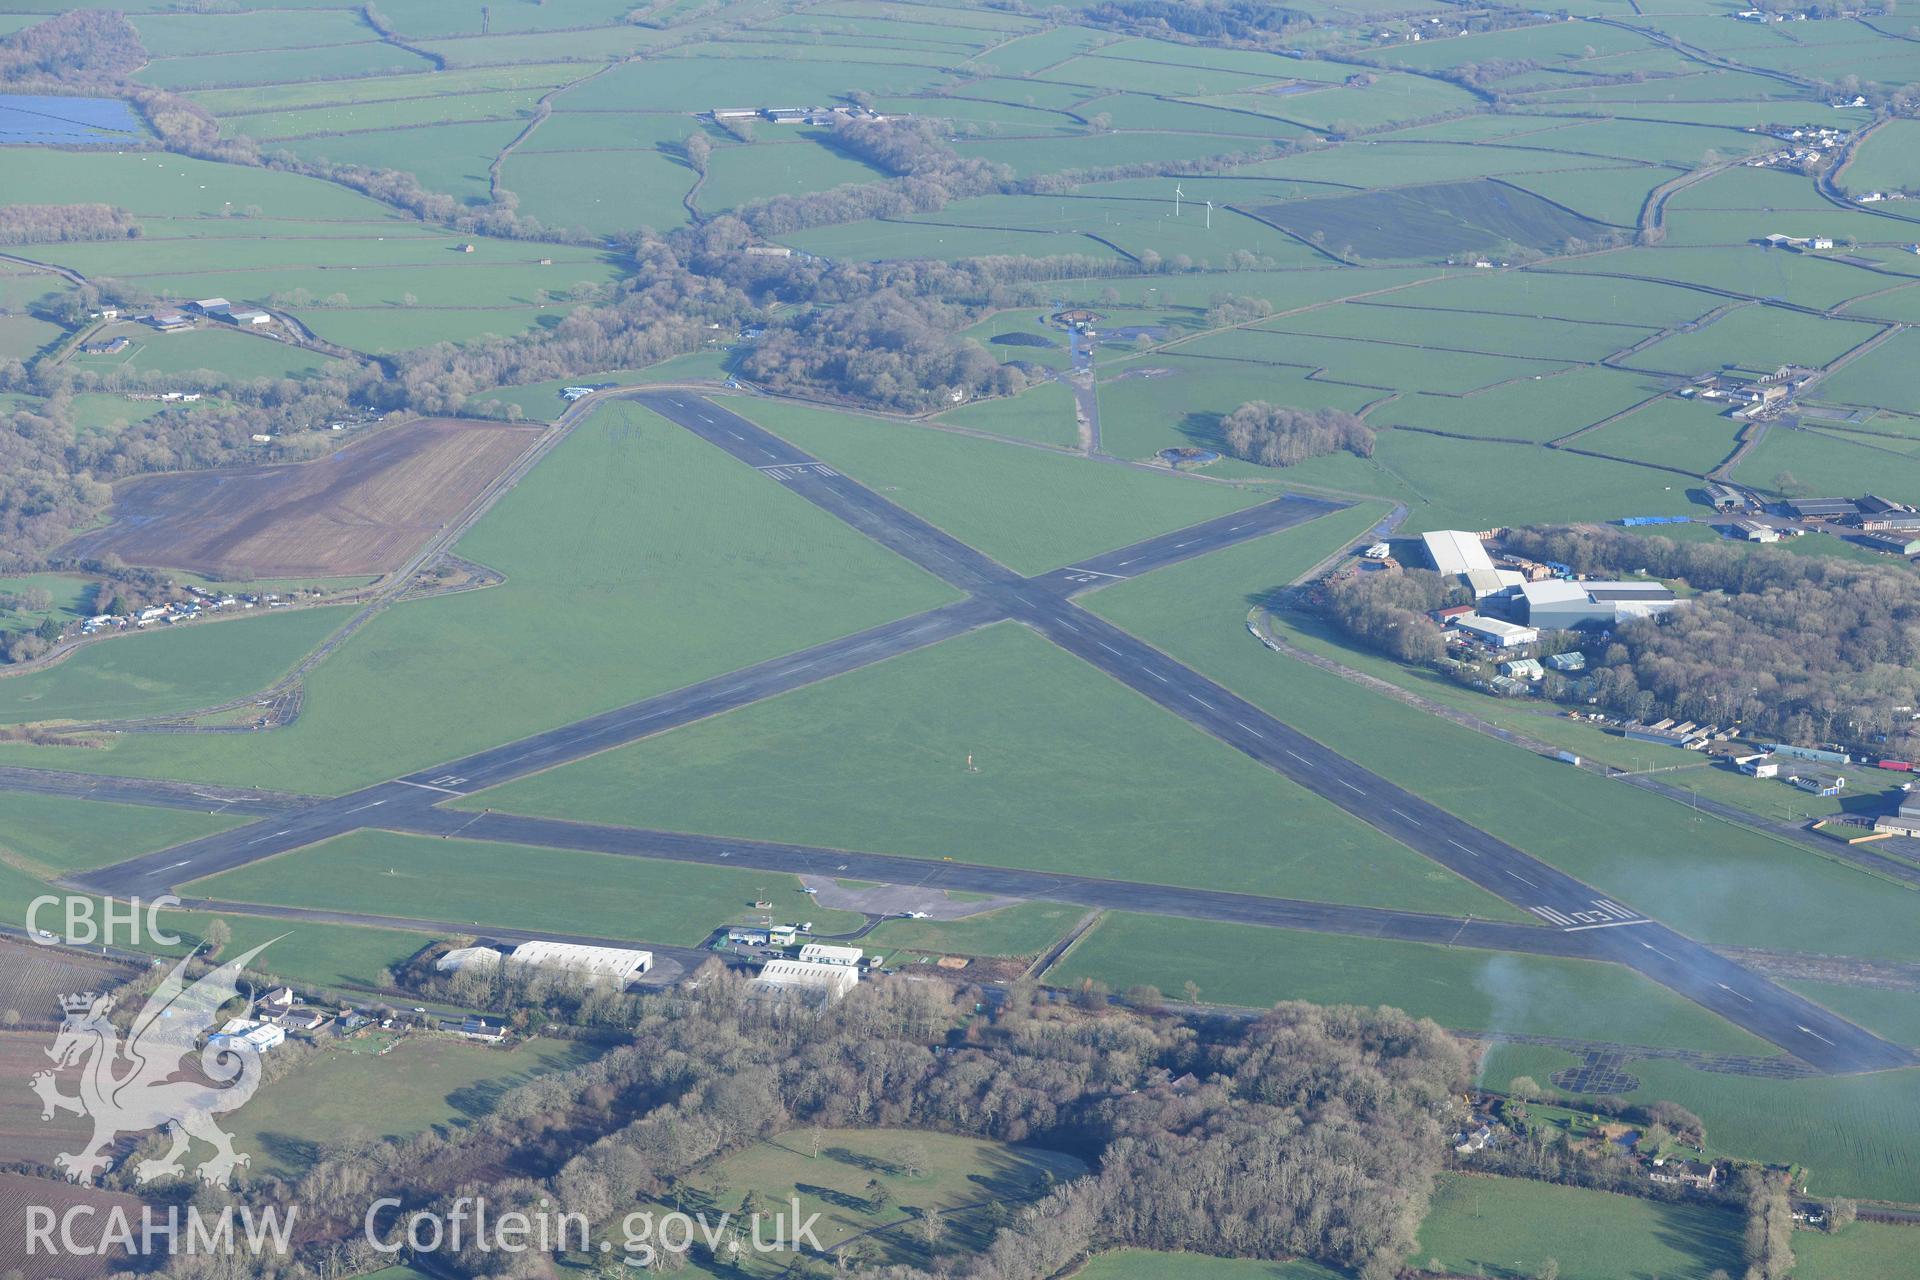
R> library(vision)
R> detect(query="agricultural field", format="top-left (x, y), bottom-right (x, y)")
top-left (1410, 1173), bottom-right (1744, 1280)
top-left (62, 417), bottom-right (545, 579)
top-left (225, 1035), bottom-right (597, 1177)
top-left (636, 1127), bottom-right (1088, 1273)
top-left (0, 938), bottom-right (137, 1031)
top-left (0, 1174), bottom-right (148, 1277)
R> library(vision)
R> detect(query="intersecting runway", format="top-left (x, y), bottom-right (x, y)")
top-left (44, 389), bottom-right (1914, 1074)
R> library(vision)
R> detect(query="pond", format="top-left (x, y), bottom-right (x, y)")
top-left (0, 94), bottom-right (144, 145)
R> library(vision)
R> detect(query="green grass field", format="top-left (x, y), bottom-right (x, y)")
top-left (69, 325), bottom-right (338, 380)
top-left (1411, 1173), bottom-right (1744, 1280)
top-left (189, 828), bottom-right (866, 945)
top-left (1051, 912), bottom-right (1769, 1053)
top-left (1074, 1253), bottom-right (1341, 1280)
top-left (0, 606), bottom-right (349, 726)
top-left (467, 622), bottom-right (1516, 917)
top-left (733, 399), bottom-right (1276, 574)
top-left (0, 790), bottom-right (246, 876)
top-left (227, 1035), bottom-right (596, 1177)
top-left (664, 1127), bottom-right (1087, 1271)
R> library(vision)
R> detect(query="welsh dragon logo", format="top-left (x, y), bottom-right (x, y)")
top-left (32, 941), bottom-right (275, 1186)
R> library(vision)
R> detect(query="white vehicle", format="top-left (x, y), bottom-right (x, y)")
top-left (799, 886), bottom-right (819, 895)
top-left (904, 911), bottom-right (931, 919)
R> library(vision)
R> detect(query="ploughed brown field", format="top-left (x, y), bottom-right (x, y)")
top-left (0, 1173), bottom-right (149, 1276)
top-left (62, 418), bottom-right (544, 579)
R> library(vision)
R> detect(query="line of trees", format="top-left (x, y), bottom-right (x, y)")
top-left (1221, 401), bottom-right (1375, 468)
top-left (0, 203), bottom-right (139, 246)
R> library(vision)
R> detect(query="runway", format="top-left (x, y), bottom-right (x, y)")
top-left (48, 388), bottom-right (1915, 1075)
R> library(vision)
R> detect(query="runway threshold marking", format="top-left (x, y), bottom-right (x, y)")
top-left (396, 779), bottom-right (466, 796)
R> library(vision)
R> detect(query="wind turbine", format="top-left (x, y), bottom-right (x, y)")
top-left (1205, 200), bottom-right (1213, 230)
top-left (1174, 183), bottom-right (1184, 217)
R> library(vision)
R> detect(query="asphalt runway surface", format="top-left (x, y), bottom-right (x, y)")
top-left (43, 389), bottom-right (1914, 1074)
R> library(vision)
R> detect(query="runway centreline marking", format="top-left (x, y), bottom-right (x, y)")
top-left (1447, 837), bottom-right (1480, 857)
top-left (1719, 982), bottom-right (1755, 1002)
top-left (1235, 721), bottom-right (1265, 738)
top-left (344, 800), bottom-right (387, 814)
top-left (1066, 567), bottom-right (1127, 580)
top-left (1391, 808), bottom-right (1422, 826)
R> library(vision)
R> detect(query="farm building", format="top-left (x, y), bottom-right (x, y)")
top-left (225, 308), bottom-right (272, 326)
top-left (1647, 1157), bottom-right (1719, 1189)
top-left (1452, 615), bottom-right (1538, 649)
top-left (209, 1019), bottom-right (285, 1053)
top-left (1858, 512), bottom-right (1920, 531)
top-left (1516, 579), bottom-right (1678, 630)
top-left (752, 958), bottom-right (860, 1001)
top-left (191, 297), bottom-right (230, 314)
top-left (1705, 481), bottom-right (1746, 509)
top-left (1793, 773), bottom-right (1846, 796)
top-left (1499, 658), bottom-right (1544, 680)
top-left (1786, 497), bottom-right (1859, 520)
top-left (1421, 529), bottom-right (1521, 598)
top-left (147, 309), bottom-right (192, 331)
top-left (80, 336), bottom-right (129, 354)
top-left (1731, 519), bottom-right (1779, 542)
top-left (1862, 533), bottom-right (1920, 556)
top-left (1544, 651), bottom-right (1586, 672)
top-left (1858, 494), bottom-right (1912, 516)
top-left (798, 943), bottom-right (863, 967)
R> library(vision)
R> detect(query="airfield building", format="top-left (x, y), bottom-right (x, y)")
top-left (752, 958), bottom-right (860, 1001)
top-left (1452, 615), bottom-right (1538, 649)
top-left (797, 943), bottom-right (864, 967)
top-left (508, 940), bottom-right (653, 985)
top-left (1421, 530), bottom-right (1523, 598)
top-left (1515, 580), bottom-right (1678, 630)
